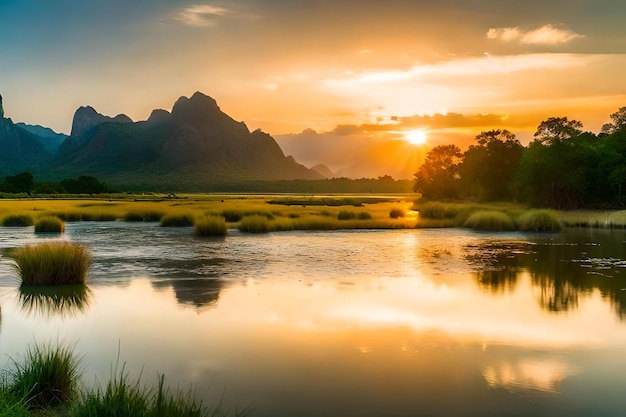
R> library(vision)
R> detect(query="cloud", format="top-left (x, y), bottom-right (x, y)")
top-left (174, 4), bottom-right (228, 26)
top-left (487, 24), bottom-right (584, 45)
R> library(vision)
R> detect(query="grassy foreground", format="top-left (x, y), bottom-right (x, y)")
top-left (11, 242), bottom-right (91, 286)
top-left (1, 343), bottom-right (252, 417)
top-left (0, 194), bottom-right (624, 233)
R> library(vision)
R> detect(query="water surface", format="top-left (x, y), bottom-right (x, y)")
top-left (0, 223), bottom-right (625, 416)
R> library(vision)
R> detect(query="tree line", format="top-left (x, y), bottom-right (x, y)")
top-left (413, 107), bottom-right (626, 209)
top-left (0, 172), bottom-right (110, 195)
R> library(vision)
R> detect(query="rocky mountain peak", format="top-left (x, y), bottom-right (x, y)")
top-left (170, 92), bottom-right (220, 124)
top-left (0, 94), bottom-right (4, 119)
top-left (70, 105), bottom-right (133, 137)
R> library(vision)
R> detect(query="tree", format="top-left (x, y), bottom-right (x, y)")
top-left (60, 176), bottom-right (109, 194)
top-left (4, 172), bottom-right (34, 194)
top-left (459, 129), bottom-right (523, 201)
top-left (413, 144), bottom-right (462, 199)
top-left (534, 117), bottom-right (583, 145)
top-left (601, 107), bottom-right (626, 134)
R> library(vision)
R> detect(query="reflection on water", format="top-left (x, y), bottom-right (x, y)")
top-left (0, 224), bottom-right (625, 416)
top-left (151, 278), bottom-right (222, 310)
top-left (483, 358), bottom-right (580, 394)
top-left (18, 284), bottom-right (93, 318)
top-left (469, 229), bottom-right (626, 318)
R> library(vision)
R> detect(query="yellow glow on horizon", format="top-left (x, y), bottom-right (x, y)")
top-left (404, 129), bottom-right (428, 145)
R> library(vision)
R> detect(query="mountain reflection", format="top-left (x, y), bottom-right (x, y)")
top-left (18, 284), bottom-right (93, 318)
top-left (470, 229), bottom-right (626, 319)
top-left (151, 278), bottom-right (223, 310)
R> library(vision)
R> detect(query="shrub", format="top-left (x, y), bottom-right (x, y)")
top-left (124, 210), bottom-right (165, 222)
top-left (34, 216), bottom-right (65, 233)
top-left (160, 214), bottom-right (195, 227)
top-left (389, 208), bottom-right (405, 219)
top-left (463, 210), bottom-right (516, 231)
top-left (194, 216), bottom-right (228, 237)
top-left (9, 342), bottom-right (81, 409)
top-left (221, 210), bottom-right (243, 222)
top-left (11, 242), bottom-right (91, 285)
top-left (337, 210), bottom-right (356, 220)
top-left (238, 215), bottom-right (270, 233)
top-left (2, 214), bottom-right (34, 227)
top-left (357, 211), bottom-right (372, 220)
top-left (517, 209), bottom-right (562, 232)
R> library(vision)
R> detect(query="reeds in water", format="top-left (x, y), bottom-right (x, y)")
top-left (195, 216), bottom-right (228, 237)
top-left (238, 215), bottom-right (270, 233)
top-left (11, 242), bottom-right (91, 285)
top-left (463, 210), bottom-right (516, 231)
top-left (517, 209), bottom-right (562, 232)
top-left (1, 214), bottom-right (34, 227)
top-left (34, 216), bottom-right (65, 233)
top-left (160, 214), bottom-right (195, 227)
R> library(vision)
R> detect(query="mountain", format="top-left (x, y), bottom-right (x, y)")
top-left (310, 164), bottom-right (334, 178)
top-left (0, 95), bottom-right (53, 175)
top-left (15, 122), bottom-right (67, 153)
top-left (55, 92), bottom-right (321, 188)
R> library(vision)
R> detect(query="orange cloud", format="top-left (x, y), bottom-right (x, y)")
top-left (487, 24), bottom-right (584, 45)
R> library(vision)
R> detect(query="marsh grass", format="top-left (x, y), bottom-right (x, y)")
top-left (195, 216), bottom-right (228, 237)
top-left (357, 211), bottom-right (372, 220)
top-left (160, 213), bottom-right (195, 227)
top-left (389, 208), bottom-right (405, 219)
top-left (11, 242), bottom-right (91, 285)
top-left (560, 210), bottom-right (626, 228)
top-left (125, 210), bottom-right (165, 222)
top-left (337, 210), bottom-right (356, 220)
top-left (463, 210), bottom-right (516, 231)
top-left (2, 214), bottom-right (34, 227)
top-left (34, 216), bottom-right (65, 233)
top-left (18, 284), bottom-right (93, 318)
top-left (0, 387), bottom-right (29, 417)
top-left (9, 342), bottom-right (81, 410)
top-left (517, 209), bottom-right (562, 232)
top-left (238, 215), bottom-right (270, 233)
top-left (70, 368), bottom-right (246, 417)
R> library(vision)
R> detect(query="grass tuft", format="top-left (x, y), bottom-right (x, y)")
top-left (2, 214), bottom-right (34, 227)
top-left (337, 210), bottom-right (356, 220)
top-left (9, 342), bottom-right (81, 410)
top-left (389, 208), bottom-right (406, 219)
top-left (195, 216), bottom-right (228, 237)
top-left (11, 242), bottom-right (91, 285)
top-left (517, 209), bottom-right (562, 232)
top-left (160, 214), bottom-right (195, 227)
top-left (238, 215), bottom-right (270, 233)
top-left (463, 210), bottom-right (516, 231)
top-left (357, 211), bottom-right (372, 220)
top-left (34, 216), bottom-right (65, 233)
top-left (0, 390), bottom-right (30, 417)
top-left (124, 210), bottom-right (165, 222)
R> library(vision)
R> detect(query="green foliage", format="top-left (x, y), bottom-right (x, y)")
top-left (160, 214), bottom-right (195, 227)
top-left (3, 172), bottom-right (34, 194)
top-left (195, 216), bottom-right (228, 237)
top-left (9, 342), bottom-right (81, 409)
top-left (2, 214), bottom-right (34, 227)
top-left (238, 215), bottom-right (270, 233)
top-left (34, 216), bottom-right (65, 233)
top-left (11, 242), bottom-right (91, 285)
top-left (389, 208), bottom-right (406, 219)
top-left (463, 210), bottom-right (516, 231)
top-left (0, 389), bottom-right (30, 416)
top-left (415, 202), bottom-right (461, 219)
top-left (517, 209), bottom-right (562, 232)
top-left (60, 176), bottom-right (110, 194)
top-left (413, 144), bottom-right (462, 199)
top-left (337, 210), bottom-right (356, 220)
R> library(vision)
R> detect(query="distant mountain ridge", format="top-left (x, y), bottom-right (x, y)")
top-left (0, 92), bottom-right (321, 189)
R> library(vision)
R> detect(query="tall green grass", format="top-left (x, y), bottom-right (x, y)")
top-left (517, 209), bottom-right (562, 232)
top-left (195, 216), bottom-right (228, 237)
top-left (463, 210), bottom-right (516, 231)
top-left (11, 242), bottom-right (91, 285)
top-left (160, 214), bottom-right (195, 227)
top-left (1, 214), bottom-right (34, 227)
top-left (238, 215), bottom-right (270, 233)
top-left (9, 342), bottom-right (81, 410)
top-left (34, 216), bottom-right (65, 233)
top-left (0, 390), bottom-right (29, 417)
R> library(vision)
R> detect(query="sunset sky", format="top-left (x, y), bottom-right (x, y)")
top-left (2, 0), bottom-right (625, 177)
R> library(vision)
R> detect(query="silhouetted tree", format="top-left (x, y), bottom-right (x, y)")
top-left (60, 176), bottom-right (109, 194)
top-left (413, 144), bottom-right (461, 199)
top-left (459, 129), bottom-right (523, 200)
top-left (601, 107), bottom-right (626, 134)
top-left (534, 117), bottom-right (583, 145)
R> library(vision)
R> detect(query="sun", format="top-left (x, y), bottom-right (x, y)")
top-left (404, 129), bottom-right (428, 145)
